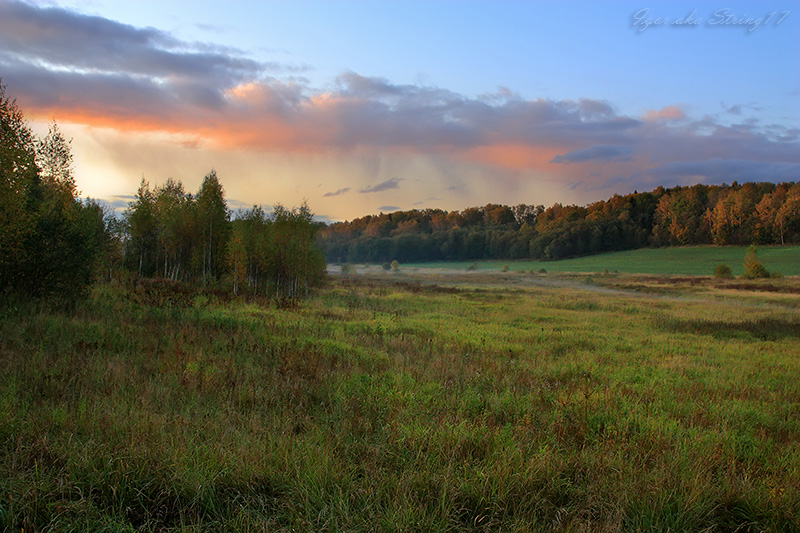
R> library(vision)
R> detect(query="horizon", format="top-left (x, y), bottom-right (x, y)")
top-left (1, 0), bottom-right (798, 222)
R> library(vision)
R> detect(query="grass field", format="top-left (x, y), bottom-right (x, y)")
top-left (2, 273), bottom-right (800, 531)
top-left (402, 245), bottom-right (800, 276)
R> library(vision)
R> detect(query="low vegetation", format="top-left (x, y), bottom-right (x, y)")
top-left (2, 272), bottom-right (799, 530)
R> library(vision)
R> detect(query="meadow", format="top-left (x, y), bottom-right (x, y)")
top-left (403, 245), bottom-right (800, 277)
top-left (2, 270), bottom-right (799, 531)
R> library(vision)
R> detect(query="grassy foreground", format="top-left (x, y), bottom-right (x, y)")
top-left (2, 274), bottom-right (800, 531)
top-left (404, 245), bottom-right (800, 276)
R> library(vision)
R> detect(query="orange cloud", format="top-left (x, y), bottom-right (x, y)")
top-left (464, 144), bottom-right (566, 171)
top-left (643, 106), bottom-right (686, 122)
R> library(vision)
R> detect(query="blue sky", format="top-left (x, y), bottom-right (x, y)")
top-left (1, 0), bottom-right (797, 220)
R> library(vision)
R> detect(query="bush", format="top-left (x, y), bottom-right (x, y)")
top-left (466, 262), bottom-right (477, 271)
top-left (391, 260), bottom-right (400, 272)
top-left (341, 263), bottom-right (355, 276)
top-left (501, 264), bottom-right (509, 272)
top-left (382, 262), bottom-right (391, 271)
top-left (743, 246), bottom-right (769, 279)
top-left (714, 263), bottom-right (733, 279)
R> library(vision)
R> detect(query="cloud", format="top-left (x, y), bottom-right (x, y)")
top-left (1, 0), bottom-right (797, 211)
top-left (551, 145), bottom-right (633, 164)
top-left (323, 187), bottom-right (351, 197)
top-left (377, 205), bottom-right (401, 212)
top-left (646, 159), bottom-right (800, 184)
top-left (413, 197), bottom-right (443, 206)
top-left (359, 177), bottom-right (402, 193)
top-left (643, 106), bottom-right (686, 122)
top-left (0, 1), bottom-right (263, 89)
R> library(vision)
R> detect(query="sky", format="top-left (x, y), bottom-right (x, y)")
top-left (1, 0), bottom-right (798, 221)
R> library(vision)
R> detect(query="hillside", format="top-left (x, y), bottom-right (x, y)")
top-left (319, 182), bottom-right (800, 264)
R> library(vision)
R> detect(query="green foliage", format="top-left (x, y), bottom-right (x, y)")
top-left (0, 80), bottom-right (104, 300)
top-left (122, 173), bottom-right (325, 299)
top-left (744, 245), bottom-right (769, 279)
top-left (714, 263), bottom-right (733, 279)
top-left (501, 264), bottom-right (509, 272)
top-left (194, 169), bottom-right (230, 283)
top-left (390, 259), bottom-right (400, 272)
top-left (226, 202), bottom-right (326, 299)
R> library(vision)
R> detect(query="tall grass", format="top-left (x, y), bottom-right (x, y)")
top-left (1, 276), bottom-right (799, 530)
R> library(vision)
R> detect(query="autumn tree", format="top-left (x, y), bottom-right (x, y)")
top-left (709, 184), bottom-right (761, 245)
top-left (653, 186), bottom-right (710, 245)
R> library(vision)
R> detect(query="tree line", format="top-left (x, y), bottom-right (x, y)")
top-left (123, 175), bottom-right (326, 299)
top-left (320, 182), bottom-right (800, 264)
top-left (1, 83), bottom-right (105, 299)
top-left (0, 80), bottom-right (325, 301)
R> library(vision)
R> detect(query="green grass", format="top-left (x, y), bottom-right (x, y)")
top-left (2, 275), bottom-right (800, 531)
top-left (404, 245), bottom-right (800, 276)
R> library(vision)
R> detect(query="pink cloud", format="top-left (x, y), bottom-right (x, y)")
top-left (643, 106), bottom-right (686, 122)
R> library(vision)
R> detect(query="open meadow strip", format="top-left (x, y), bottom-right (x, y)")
top-left (1, 274), bottom-right (799, 530)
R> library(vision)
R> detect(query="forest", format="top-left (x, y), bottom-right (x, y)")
top-left (0, 81), bottom-right (325, 301)
top-left (320, 181), bottom-right (800, 264)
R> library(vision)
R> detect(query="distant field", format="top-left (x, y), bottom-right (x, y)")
top-left (403, 245), bottom-right (800, 276)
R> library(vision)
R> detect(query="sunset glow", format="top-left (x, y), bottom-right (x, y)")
top-left (1, 0), bottom-right (797, 220)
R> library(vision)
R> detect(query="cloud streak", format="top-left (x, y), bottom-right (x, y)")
top-left (551, 145), bottom-right (633, 164)
top-left (323, 187), bottom-right (351, 197)
top-left (1, 0), bottom-right (798, 205)
top-left (359, 177), bottom-right (403, 194)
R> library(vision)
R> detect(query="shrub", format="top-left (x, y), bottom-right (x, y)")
top-left (743, 246), bottom-right (769, 279)
top-left (341, 263), bottom-right (355, 276)
top-left (391, 260), bottom-right (400, 272)
top-left (466, 262), bottom-right (477, 271)
top-left (382, 262), bottom-right (391, 271)
top-left (714, 263), bottom-right (733, 279)
top-left (501, 264), bottom-right (509, 272)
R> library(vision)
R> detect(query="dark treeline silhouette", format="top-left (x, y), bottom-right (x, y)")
top-left (1, 80), bottom-right (325, 301)
top-left (320, 182), bottom-right (800, 263)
